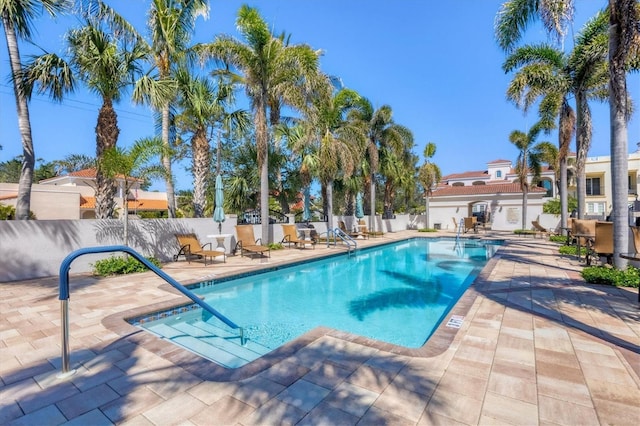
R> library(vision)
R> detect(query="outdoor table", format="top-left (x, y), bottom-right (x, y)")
top-left (620, 253), bottom-right (640, 303)
top-left (206, 233), bottom-right (232, 253)
top-left (354, 224), bottom-right (367, 239)
top-left (297, 227), bottom-right (314, 244)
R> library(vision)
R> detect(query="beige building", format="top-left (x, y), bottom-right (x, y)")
top-left (0, 168), bottom-right (168, 220)
top-left (427, 142), bottom-right (640, 231)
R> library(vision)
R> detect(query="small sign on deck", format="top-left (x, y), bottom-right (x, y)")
top-left (446, 315), bottom-right (464, 329)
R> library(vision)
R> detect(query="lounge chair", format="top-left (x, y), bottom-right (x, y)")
top-left (174, 234), bottom-right (226, 265)
top-left (338, 220), bottom-right (363, 239)
top-left (571, 219), bottom-right (596, 262)
top-left (358, 219), bottom-right (382, 238)
top-left (531, 220), bottom-right (556, 239)
top-left (234, 225), bottom-right (270, 258)
top-left (588, 221), bottom-right (614, 265)
top-left (281, 223), bottom-right (315, 249)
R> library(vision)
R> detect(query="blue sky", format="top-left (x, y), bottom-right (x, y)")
top-left (1, 0), bottom-right (638, 192)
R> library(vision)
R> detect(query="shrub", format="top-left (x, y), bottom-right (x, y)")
top-left (268, 242), bottom-right (284, 250)
top-left (581, 266), bottom-right (640, 288)
top-left (417, 228), bottom-right (438, 233)
top-left (93, 255), bottom-right (161, 276)
top-left (558, 245), bottom-right (587, 256)
top-left (549, 235), bottom-right (567, 244)
top-left (513, 229), bottom-right (537, 236)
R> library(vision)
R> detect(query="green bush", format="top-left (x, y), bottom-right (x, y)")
top-left (513, 229), bottom-right (537, 236)
top-left (581, 266), bottom-right (640, 288)
top-left (268, 242), bottom-right (284, 250)
top-left (417, 228), bottom-right (438, 232)
top-left (558, 245), bottom-right (587, 256)
top-left (549, 235), bottom-right (567, 244)
top-left (93, 255), bottom-right (161, 276)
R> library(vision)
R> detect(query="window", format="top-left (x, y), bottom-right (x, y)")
top-left (496, 170), bottom-right (502, 178)
top-left (586, 177), bottom-right (601, 196)
top-left (538, 180), bottom-right (553, 197)
top-left (587, 202), bottom-right (606, 214)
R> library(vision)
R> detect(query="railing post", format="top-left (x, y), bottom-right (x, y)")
top-left (58, 299), bottom-right (75, 378)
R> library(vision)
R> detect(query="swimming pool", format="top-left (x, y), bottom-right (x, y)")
top-left (132, 238), bottom-right (499, 367)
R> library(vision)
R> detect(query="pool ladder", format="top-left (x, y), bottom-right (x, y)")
top-left (57, 245), bottom-right (245, 377)
top-left (328, 228), bottom-right (358, 255)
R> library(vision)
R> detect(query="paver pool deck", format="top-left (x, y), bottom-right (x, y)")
top-left (0, 231), bottom-right (638, 425)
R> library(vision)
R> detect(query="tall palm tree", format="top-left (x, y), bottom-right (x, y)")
top-left (608, 0), bottom-right (639, 267)
top-left (196, 5), bottom-right (323, 242)
top-left (502, 11), bottom-right (609, 219)
top-left (174, 70), bottom-right (249, 217)
top-left (292, 88), bottom-right (366, 231)
top-left (349, 100), bottom-right (412, 231)
top-left (380, 133), bottom-right (416, 219)
top-left (22, 14), bottom-right (148, 218)
top-left (134, 0), bottom-right (208, 218)
top-left (1, 0), bottom-right (70, 219)
top-left (509, 121), bottom-right (552, 228)
top-left (418, 142), bottom-right (441, 227)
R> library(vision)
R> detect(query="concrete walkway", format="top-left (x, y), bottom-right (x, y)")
top-left (1, 231), bottom-right (638, 425)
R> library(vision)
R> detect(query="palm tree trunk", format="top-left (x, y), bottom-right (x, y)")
top-left (162, 104), bottom-right (176, 218)
top-left (608, 3), bottom-right (632, 268)
top-left (95, 98), bottom-right (119, 219)
top-left (326, 179), bottom-right (334, 231)
top-left (192, 128), bottom-right (209, 218)
top-left (4, 14), bottom-right (33, 220)
top-left (369, 174), bottom-right (375, 232)
top-left (560, 157), bottom-right (568, 233)
top-left (522, 190), bottom-right (528, 229)
top-left (574, 92), bottom-right (592, 219)
top-left (255, 91), bottom-right (270, 244)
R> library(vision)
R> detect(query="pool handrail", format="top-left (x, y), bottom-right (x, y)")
top-left (332, 227), bottom-right (357, 253)
top-left (58, 245), bottom-right (244, 376)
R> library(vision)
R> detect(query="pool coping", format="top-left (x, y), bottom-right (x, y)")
top-left (102, 236), bottom-right (502, 382)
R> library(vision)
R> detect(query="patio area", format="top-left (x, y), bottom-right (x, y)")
top-left (1, 231), bottom-right (638, 425)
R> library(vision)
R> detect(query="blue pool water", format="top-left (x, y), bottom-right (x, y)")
top-left (134, 238), bottom-right (498, 364)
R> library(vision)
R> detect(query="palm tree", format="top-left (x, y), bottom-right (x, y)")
top-left (196, 5), bottom-right (323, 242)
top-left (349, 100), bottom-right (412, 231)
top-left (509, 121), bottom-right (552, 228)
top-left (22, 17), bottom-right (148, 218)
top-left (502, 10), bottom-right (609, 220)
top-left (1, 0), bottom-right (70, 219)
top-left (608, 0), bottom-right (639, 267)
top-left (291, 88), bottom-right (366, 231)
top-left (174, 70), bottom-right (249, 217)
top-left (134, 0), bottom-right (208, 219)
top-left (418, 142), bottom-right (441, 228)
top-left (380, 134), bottom-right (416, 219)
top-left (101, 137), bottom-right (165, 246)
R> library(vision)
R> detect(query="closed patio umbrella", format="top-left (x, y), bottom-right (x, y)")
top-left (355, 192), bottom-right (364, 219)
top-left (302, 186), bottom-right (311, 222)
top-left (213, 174), bottom-right (225, 233)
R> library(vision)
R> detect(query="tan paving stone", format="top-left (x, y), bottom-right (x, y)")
top-left (297, 400), bottom-right (359, 426)
top-left (322, 381), bottom-right (379, 417)
top-left (436, 369), bottom-right (487, 401)
top-left (190, 395), bottom-right (254, 426)
top-left (426, 388), bottom-right (483, 425)
top-left (233, 376), bottom-right (286, 408)
top-left (358, 405), bottom-right (415, 425)
top-left (275, 379), bottom-right (329, 412)
top-left (538, 394), bottom-right (599, 425)
top-left (374, 381), bottom-right (429, 423)
top-left (239, 397), bottom-right (306, 426)
top-left (480, 391), bottom-right (538, 425)
top-left (187, 380), bottom-right (239, 405)
top-left (141, 392), bottom-right (206, 425)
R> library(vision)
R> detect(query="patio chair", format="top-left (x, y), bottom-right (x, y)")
top-left (588, 221), bottom-right (613, 265)
top-left (358, 219), bottom-right (382, 238)
top-left (281, 223), bottom-right (315, 249)
top-left (174, 234), bottom-right (226, 265)
top-left (531, 220), bottom-right (556, 239)
top-left (234, 225), bottom-right (270, 258)
top-left (338, 220), bottom-right (362, 239)
top-left (571, 219), bottom-right (596, 262)
top-left (463, 216), bottom-right (478, 233)
top-left (631, 226), bottom-right (640, 253)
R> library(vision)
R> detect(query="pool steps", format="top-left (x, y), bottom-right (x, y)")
top-left (145, 319), bottom-right (271, 368)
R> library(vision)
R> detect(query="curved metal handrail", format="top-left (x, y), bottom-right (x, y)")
top-left (332, 228), bottom-right (357, 254)
top-left (58, 245), bottom-right (244, 375)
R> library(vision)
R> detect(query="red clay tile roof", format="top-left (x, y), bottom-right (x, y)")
top-left (487, 159), bottom-right (512, 164)
top-left (442, 170), bottom-right (488, 180)
top-left (80, 196), bottom-right (167, 211)
top-left (432, 183), bottom-right (547, 197)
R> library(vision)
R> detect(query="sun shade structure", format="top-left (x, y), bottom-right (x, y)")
top-left (213, 174), bottom-right (225, 233)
